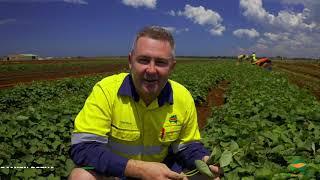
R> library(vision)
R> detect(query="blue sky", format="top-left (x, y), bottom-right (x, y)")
top-left (0, 0), bottom-right (319, 58)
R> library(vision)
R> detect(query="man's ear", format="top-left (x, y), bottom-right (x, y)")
top-left (128, 53), bottom-right (132, 70)
top-left (170, 59), bottom-right (176, 71)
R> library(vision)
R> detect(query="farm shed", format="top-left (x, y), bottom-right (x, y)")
top-left (4, 54), bottom-right (39, 61)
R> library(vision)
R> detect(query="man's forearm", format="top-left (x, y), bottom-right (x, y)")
top-left (70, 142), bottom-right (128, 177)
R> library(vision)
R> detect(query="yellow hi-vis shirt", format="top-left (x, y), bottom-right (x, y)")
top-left (252, 53), bottom-right (257, 62)
top-left (72, 73), bottom-right (202, 162)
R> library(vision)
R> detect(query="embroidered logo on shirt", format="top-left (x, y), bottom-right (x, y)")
top-left (169, 115), bottom-right (178, 123)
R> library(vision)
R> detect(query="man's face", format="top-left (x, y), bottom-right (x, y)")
top-left (129, 36), bottom-right (176, 104)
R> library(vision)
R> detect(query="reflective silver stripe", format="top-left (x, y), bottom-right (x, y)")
top-left (171, 141), bottom-right (201, 153)
top-left (71, 133), bottom-right (109, 145)
top-left (108, 140), bottom-right (163, 156)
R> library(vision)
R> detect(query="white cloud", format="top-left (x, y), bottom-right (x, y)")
top-left (63, 0), bottom-right (87, 5)
top-left (239, 0), bottom-right (317, 31)
top-left (272, 10), bottom-right (316, 30)
top-left (209, 25), bottom-right (225, 36)
top-left (237, 30), bottom-right (320, 58)
top-left (238, 0), bottom-right (320, 58)
top-left (176, 28), bottom-right (189, 34)
top-left (0, 18), bottom-right (16, 25)
top-left (162, 26), bottom-right (176, 33)
top-left (263, 32), bottom-right (289, 41)
top-left (121, 0), bottom-right (156, 9)
top-left (183, 28), bottom-right (189, 32)
top-left (0, 0), bottom-right (88, 4)
top-left (240, 0), bottom-right (272, 22)
top-left (167, 10), bottom-right (176, 16)
top-left (280, 0), bottom-right (320, 22)
top-left (177, 4), bottom-right (225, 36)
top-left (161, 26), bottom-right (189, 34)
top-left (249, 31), bottom-right (320, 58)
top-left (233, 28), bottom-right (260, 38)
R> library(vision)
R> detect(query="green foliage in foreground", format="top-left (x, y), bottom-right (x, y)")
top-left (0, 76), bottom-right (100, 113)
top-left (202, 63), bottom-right (320, 179)
top-left (0, 76), bottom-right (105, 179)
top-left (0, 61), bottom-right (319, 179)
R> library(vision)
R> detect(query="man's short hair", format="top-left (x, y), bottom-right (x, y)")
top-left (131, 26), bottom-right (175, 58)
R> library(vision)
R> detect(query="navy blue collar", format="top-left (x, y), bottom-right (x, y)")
top-left (118, 74), bottom-right (173, 107)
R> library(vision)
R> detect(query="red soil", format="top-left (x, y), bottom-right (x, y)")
top-left (196, 80), bottom-right (229, 130)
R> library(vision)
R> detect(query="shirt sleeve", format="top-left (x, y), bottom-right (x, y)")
top-left (71, 81), bottom-right (129, 177)
top-left (70, 142), bottom-right (128, 177)
top-left (73, 82), bottom-right (112, 137)
top-left (163, 143), bottom-right (209, 172)
top-left (175, 142), bottom-right (210, 170)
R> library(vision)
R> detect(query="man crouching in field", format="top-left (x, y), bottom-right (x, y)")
top-left (68, 26), bottom-right (222, 180)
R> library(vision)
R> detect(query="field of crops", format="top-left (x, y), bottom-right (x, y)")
top-left (0, 58), bottom-right (128, 89)
top-left (1, 60), bottom-right (320, 179)
top-left (273, 60), bottom-right (320, 101)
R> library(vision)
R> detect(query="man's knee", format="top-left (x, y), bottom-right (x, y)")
top-left (68, 168), bottom-right (96, 180)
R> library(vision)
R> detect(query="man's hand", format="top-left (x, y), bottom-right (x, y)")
top-left (125, 159), bottom-right (185, 180)
top-left (202, 156), bottom-right (223, 180)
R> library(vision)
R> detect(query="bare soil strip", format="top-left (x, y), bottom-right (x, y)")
top-left (274, 63), bottom-right (320, 79)
top-left (273, 63), bottom-right (320, 100)
top-left (0, 64), bottom-right (128, 89)
top-left (196, 80), bottom-right (229, 130)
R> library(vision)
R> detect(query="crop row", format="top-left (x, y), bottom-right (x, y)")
top-left (202, 63), bottom-right (320, 178)
top-left (0, 61), bottom-right (319, 179)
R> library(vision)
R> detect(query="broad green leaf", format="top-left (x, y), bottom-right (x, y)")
top-left (1, 168), bottom-right (9, 175)
top-left (29, 146), bottom-right (37, 153)
top-left (66, 159), bottom-right (75, 173)
top-left (47, 173), bottom-right (60, 180)
top-left (21, 168), bottom-right (37, 178)
top-left (12, 141), bottom-right (22, 148)
top-left (311, 112), bottom-right (320, 121)
top-left (219, 150), bottom-right (233, 167)
top-left (35, 157), bottom-right (46, 164)
top-left (58, 155), bottom-right (66, 161)
top-left (16, 115), bottom-right (29, 121)
top-left (207, 146), bottom-right (221, 164)
top-left (254, 168), bottom-right (273, 178)
top-left (242, 177), bottom-right (254, 180)
top-left (21, 155), bottom-right (34, 163)
top-left (220, 141), bottom-right (230, 147)
top-left (233, 151), bottom-right (245, 167)
top-left (52, 140), bottom-right (61, 149)
top-left (237, 165), bottom-right (256, 174)
top-left (37, 177), bottom-right (47, 180)
top-left (49, 133), bottom-right (55, 138)
top-left (271, 145), bottom-right (285, 153)
top-left (225, 171), bottom-right (240, 180)
top-left (229, 140), bottom-right (239, 153)
top-left (314, 155), bottom-right (320, 163)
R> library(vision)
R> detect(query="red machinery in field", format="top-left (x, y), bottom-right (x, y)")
top-left (253, 57), bottom-right (272, 71)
